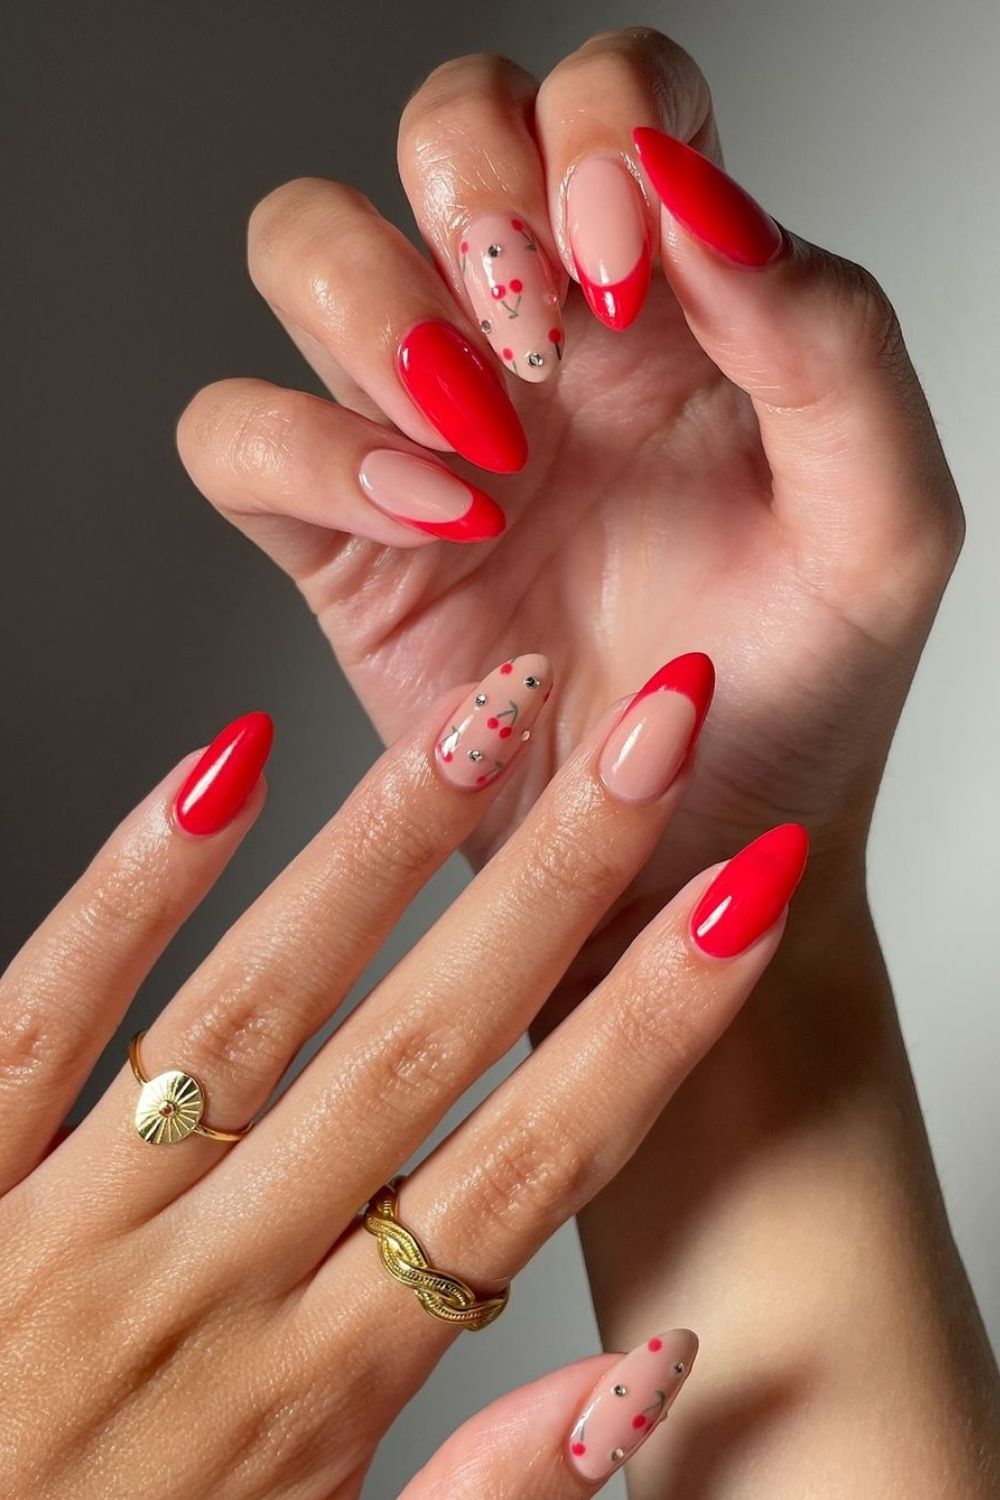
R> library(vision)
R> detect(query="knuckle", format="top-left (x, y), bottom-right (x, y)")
top-left (471, 1110), bottom-right (596, 1241)
top-left (525, 816), bottom-right (624, 910)
top-left (401, 52), bottom-right (528, 133)
top-left (179, 382), bottom-right (301, 492)
top-left (831, 256), bottom-right (906, 372)
top-left (555, 26), bottom-right (712, 116)
top-left (247, 177), bottom-right (374, 299)
top-left (0, 995), bottom-right (55, 1087)
top-left (372, 1014), bottom-right (469, 1119)
top-left (185, 980), bottom-right (302, 1100)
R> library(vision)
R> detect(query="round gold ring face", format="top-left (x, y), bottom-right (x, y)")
top-left (134, 1068), bottom-right (205, 1145)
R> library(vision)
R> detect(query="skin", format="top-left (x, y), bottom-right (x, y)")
top-left (0, 679), bottom-right (781, 1497)
top-left (176, 25), bottom-right (1000, 1497)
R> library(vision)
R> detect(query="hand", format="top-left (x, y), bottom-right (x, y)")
top-left (0, 654), bottom-right (807, 1496)
top-left (177, 26), bottom-right (962, 910)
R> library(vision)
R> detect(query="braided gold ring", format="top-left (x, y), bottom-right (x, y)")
top-left (363, 1179), bottom-right (509, 1331)
top-left (128, 1030), bottom-right (250, 1145)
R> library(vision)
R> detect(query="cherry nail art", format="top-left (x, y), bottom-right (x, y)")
top-left (691, 823), bottom-right (809, 958)
top-left (460, 214), bottom-right (564, 382)
top-left (568, 1330), bottom-right (698, 1482)
top-left (435, 654), bottom-right (551, 790)
top-left (173, 711), bottom-right (273, 836)
top-left (396, 321), bottom-right (528, 474)
top-left (358, 449), bottom-right (505, 542)
top-left (567, 156), bottom-right (652, 331)
top-left (633, 126), bottom-right (785, 267)
top-left (599, 652), bottom-right (715, 805)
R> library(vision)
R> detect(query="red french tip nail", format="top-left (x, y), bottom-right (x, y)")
top-left (691, 823), bottom-right (809, 958)
top-left (632, 126), bottom-right (785, 268)
top-left (174, 711), bottom-right (273, 837)
top-left (575, 243), bottom-right (652, 331)
top-left (397, 321), bottom-right (528, 474)
top-left (408, 484), bottom-right (507, 542)
top-left (624, 651), bottom-right (715, 742)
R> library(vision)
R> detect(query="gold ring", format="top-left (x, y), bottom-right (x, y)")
top-left (128, 1030), bottom-right (250, 1146)
top-left (363, 1178), bottom-right (509, 1332)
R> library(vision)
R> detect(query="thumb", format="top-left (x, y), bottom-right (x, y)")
top-left (399, 1329), bottom-right (697, 1499)
top-left (633, 127), bottom-right (963, 625)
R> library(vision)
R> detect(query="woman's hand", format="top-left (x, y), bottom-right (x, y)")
top-left (177, 26), bottom-right (962, 908)
top-left (0, 653), bottom-right (807, 1497)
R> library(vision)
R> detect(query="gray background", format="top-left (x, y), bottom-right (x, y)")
top-left (4, 2), bottom-right (998, 1494)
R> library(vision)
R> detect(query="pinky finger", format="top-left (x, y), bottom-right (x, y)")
top-left (401, 1330), bottom-right (697, 1498)
top-left (0, 712), bottom-right (272, 1188)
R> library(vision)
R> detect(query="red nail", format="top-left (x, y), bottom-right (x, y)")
top-left (397, 321), bottom-right (528, 474)
top-left (174, 711), bottom-right (273, 836)
top-left (633, 127), bottom-right (785, 268)
top-left (622, 651), bottom-right (715, 745)
top-left (691, 823), bottom-right (809, 958)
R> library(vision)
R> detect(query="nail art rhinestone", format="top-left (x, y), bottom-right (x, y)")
top-left (613, 1384), bottom-right (627, 1397)
top-left (611, 1448), bottom-right (625, 1463)
top-left (524, 675), bottom-right (541, 688)
top-left (673, 1362), bottom-right (685, 1375)
top-left (468, 748), bottom-right (483, 761)
top-left (479, 319), bottom-right (492, 333)
top-left (527, 352), bottom-right (544, 367)
top-left (475, 693), bottom-right (488, 706)
top-left (488, 243), bottom-right (502, 257)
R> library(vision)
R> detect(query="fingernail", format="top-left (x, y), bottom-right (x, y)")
top-left (566, 157), bottom-right (651, 330)
top-left (599, 652), bottom-right (714, 805)
top-left (691, 823), bottom-right (809, 957)
top-left (174, 711), bottom-right (273, 836)
top-left (633, 126), bottom-right (785, 267)
top-left (568, 1329), bottom-right (698, 1482)
top-left (397, 320), bottom-right (528, 474)
top-left (435, 653), bottom-right (551, 790)
top-left (358, 449), bottom-right (506, 543)
top-left (460, 214), bottom-right (564, 383)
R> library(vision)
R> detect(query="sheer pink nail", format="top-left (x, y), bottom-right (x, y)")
top-left (460, 214), bottom-right (564, 382)
top-left (598, 652), bottom-right (714, 804)
top-left (568, 1329), bottom-right (698, 1482)
top-left (435, 654), bottom-right (551, 790)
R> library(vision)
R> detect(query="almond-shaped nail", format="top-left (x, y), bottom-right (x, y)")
top-left (358, 450), bottom-right (505, 543)
top-left (435, 653), bottom-right (551, 790)
top-left (397, 320), bottom-right (528, 474)
top-left (691, 823), bottom-right (809, 958)
top-left (599, 652), bottom-right (715, 804)
top-left (568, 1329), bottom-right (698, 1482)
top-left (173, 711), bottom-right (273, 836)
top-left (459, 214), bottom-right (564, 382)
top-left (567, 156), bottom-right (651, 330)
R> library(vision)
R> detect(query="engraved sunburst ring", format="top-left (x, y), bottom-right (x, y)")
top-left (128, 1031), bottom-right (249, 1146)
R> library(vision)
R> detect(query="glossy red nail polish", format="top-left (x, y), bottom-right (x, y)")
top-left (691, 823), bottom-right (809, 958)
top-left (577, 251), bottom-right (652, 332)
top-left (397, 321), bottom-right (528, 474)
top-left (174, 711), bottom-right (273, 837)
top-left (633, 126), bottom-right (785, 268)
top-left (621, 651), bottom-right (715, 746)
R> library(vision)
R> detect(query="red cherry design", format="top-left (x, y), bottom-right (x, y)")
top-left (499, 726), bottom-right (512, 739)
top-left (632, 1414), bottom-right (648, 1430)
top-left (571, 1442), bottom-right (586, 1457)
top-left (476, 774), bottom-right (487, 784)
top-left (509, 277), bottom-right (523, 293)
top-left (501, 347), bottom-right (513, 360)
top-left (442, 752), bottom-right (453, 762)
top-left (548, 327), bottom-right (561, 342)
top-left (648, 1337), bottom-right (663, 1352)
top-left (486, 716), bottom-right (499, 729)
top-left (491, 284), bottom-right (506, 300)
top-left (500, 662), bottom-right (513, 674)
top-left (511, 218), bottom-right (523, 231)
top-left (460, 240), bottom-right (469, 254)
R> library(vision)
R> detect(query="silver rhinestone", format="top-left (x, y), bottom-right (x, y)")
top-left (526, 351), bottom-right (544, 367)
top-left (612, 1384), bottom-right (627, 1397)
top-left (520, 729), bottom-right (531, 743)
top-left (479, 319), bottom-right (492, 334)
top-left (487, 243), bottom-right (502, 257)
top-left (474, 693), bottom-right (488, 706)
top-left (468, 748), bottom-right (484, 762)
top-left (611, 1448), bottom-right (625, 1463)
top-left (673, 1361), bottom-right (685, 1375)
top-left (523, 675), bottom-right (541, 689)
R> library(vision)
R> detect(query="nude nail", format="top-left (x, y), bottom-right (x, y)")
top-left (358, 449), bottom-right (505, 543)
top-left (568, 1329), bottom-right (698, 1482)
top-left (598, 652), bottom-right (714, 804)
top-left (460, 214), bottom-right (564, 382)
top-left (435, 653), bottom-right (552, 790)
top-left (567, 156), bottom-right (651, 330)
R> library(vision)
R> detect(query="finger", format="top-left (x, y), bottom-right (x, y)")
top-left (209, 654), bottom-right (715, 1279)
top-left (631, 125), bottom-right (965, 616)
top-left (41, 657), bottom-right (551, 1224)
top-left (402, 1333), bottom-right (697, 1498)
top-left (0, 712), bottom-right (271, 1191)
top-left (178, 379), bottom-right (508, 561)
top-left (536, 28), bottom-right (718, 330)
top-left (397, 54), bottom-right (568, 384)
top-left (248, 178), bottom-right (527, 473)
top-left (385, 824), bottom-right (806, 1300)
